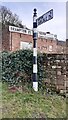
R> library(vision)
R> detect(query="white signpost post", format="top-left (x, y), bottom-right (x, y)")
top-left (33, 9), bottom-right (53, 91)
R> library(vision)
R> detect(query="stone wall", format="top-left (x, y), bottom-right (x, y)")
top-left (42, 54), bottom-right (67, 93)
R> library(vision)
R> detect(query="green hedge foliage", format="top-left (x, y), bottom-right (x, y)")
top-left (2, 50), bottom-right (44, 88)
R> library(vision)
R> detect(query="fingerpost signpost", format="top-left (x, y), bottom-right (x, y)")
top-left (33, 8), bottom-right (53, 91)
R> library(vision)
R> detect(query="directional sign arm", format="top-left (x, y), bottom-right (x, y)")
top-left (37, 9), bottom-right (53, 26)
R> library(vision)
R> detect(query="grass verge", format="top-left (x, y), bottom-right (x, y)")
top-left (0, 82), bottom-right (67, 118)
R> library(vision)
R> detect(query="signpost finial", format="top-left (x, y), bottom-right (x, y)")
top-left (34, 8), bottom-right (37, 12)
top-left (33, 8), bottom-right (37, 16)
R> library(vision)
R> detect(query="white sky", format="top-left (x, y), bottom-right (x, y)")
top-left (0, 1), bottom-right (67, 41)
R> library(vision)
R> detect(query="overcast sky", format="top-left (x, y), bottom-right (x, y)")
top-left (0, 1), bottom-right (67, 41)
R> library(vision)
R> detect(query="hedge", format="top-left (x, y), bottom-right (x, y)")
top-left (2, 50), bottom-right (44, 88)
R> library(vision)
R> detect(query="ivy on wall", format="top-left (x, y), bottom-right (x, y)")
top-left (2, 50), bottom-right (43, 87)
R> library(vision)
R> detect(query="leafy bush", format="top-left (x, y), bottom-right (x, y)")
top-left (2, 50), bottom-right (44, 88)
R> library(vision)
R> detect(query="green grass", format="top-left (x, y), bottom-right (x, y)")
top-left (0, 82), bottom-right (67, 118)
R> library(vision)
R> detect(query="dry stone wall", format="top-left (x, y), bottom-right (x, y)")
top-left (42, 54), bottom-right (67, 93)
